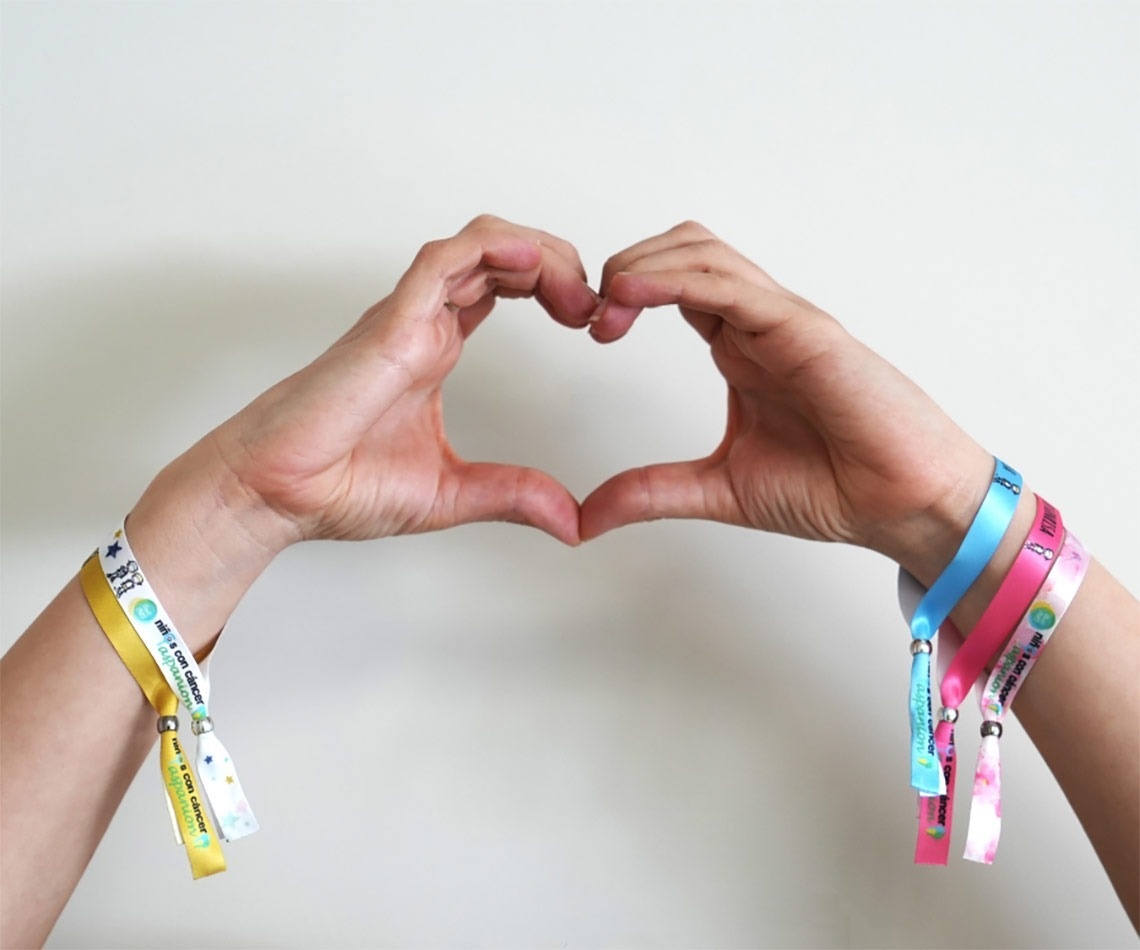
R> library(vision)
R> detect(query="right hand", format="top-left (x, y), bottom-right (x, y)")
top-left (579, 221), bottom-right (996, 584)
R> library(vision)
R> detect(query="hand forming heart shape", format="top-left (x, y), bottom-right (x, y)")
top-left (190, 214), bottom-right (993, 590)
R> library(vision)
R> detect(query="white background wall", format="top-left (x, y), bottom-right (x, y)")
top-left (2, 2), bottom-right (1137, 947)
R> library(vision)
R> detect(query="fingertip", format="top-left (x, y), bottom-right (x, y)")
top-left (534, 503), bottom-right (583, 547)
top-left (577, 516), bottom-right (612, 543)
top-left (587, 301), bottom-right (642, 343)
top-left (536, 247), bottom-right (601, 328)
top-left (506, 469), bottom-right (583, 546)
top-left (578, 479), bottom-right (629, 540)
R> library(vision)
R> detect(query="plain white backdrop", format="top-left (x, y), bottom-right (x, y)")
top-left (2, 2), bottom-right (1138, 948)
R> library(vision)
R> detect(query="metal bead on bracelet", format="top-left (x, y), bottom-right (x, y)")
top-left (191, 716), bottom-right (214, 736)
top-left (157, 716), bottom-right (179, 734)
top-left (910, 639), bottom-right (933, 656)
top-left (938, 706), bottom-right (960, 724)
top-left (980, 721), bottom-right (1003, 739)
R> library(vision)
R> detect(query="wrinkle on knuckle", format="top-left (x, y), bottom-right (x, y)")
top-left (637, 467), bottom-right (658, 521)
top-left (693, 237), bottom-right (725, 260)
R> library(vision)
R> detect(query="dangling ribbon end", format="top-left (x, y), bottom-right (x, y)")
top-left (964, 730), bottom-right (1003, 865)
top-left (909, 648), bottom-right (941, 795)
top-left (196, 731), bottom-right (260, 843)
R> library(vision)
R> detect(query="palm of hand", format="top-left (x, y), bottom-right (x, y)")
top-left (210, 302), bottom-right (461, 540)
top-left (706, 319), bottom-right (849, 543)
top-left (711, 316), bottom-right (989, 556)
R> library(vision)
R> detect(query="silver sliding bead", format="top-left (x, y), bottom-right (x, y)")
top-left (190, 716), bottom-right (214, 736)
top-left (157, 716), bottom-right (179, 734)
top-left (980, 721), bottom-right (1003, 739)
top-left (938, 706), bottom-right (959, 724)
top-left (909, 639), bottom-right (932, 656)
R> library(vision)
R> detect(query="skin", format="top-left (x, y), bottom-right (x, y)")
top-left (582, 222), bottom-right (1139, 928)
top-left (1, 218), bottom-right (1136, 948)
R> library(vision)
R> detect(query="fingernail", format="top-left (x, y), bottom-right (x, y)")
top-left (588, 299), bottom-right (607, 324)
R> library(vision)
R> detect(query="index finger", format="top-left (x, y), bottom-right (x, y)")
top-left (400, 217), bottom-right (596, 328)
top-left (390, 229), bottom-right (545, 321)
top-left (603, 269), bottom-right (837, 380)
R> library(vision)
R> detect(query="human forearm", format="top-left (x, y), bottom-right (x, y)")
top-left (897, 481), bottom-right (1138, 928)
top-left (0, 448), bottom-right (286, 948)
top-left (1009, 559), bottom-right (1140, 930)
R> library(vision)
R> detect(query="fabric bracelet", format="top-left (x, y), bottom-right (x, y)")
top-left (913, 494), bottom-right (1062, 864)
top-left (97, 526), bottom-right (258, 842)
top-left (903, 457), bottom-right (1023, 795)
top-left (80, 554), bottom-right (227, 878)
top-left (963, 529), bottom-right (1089, 864)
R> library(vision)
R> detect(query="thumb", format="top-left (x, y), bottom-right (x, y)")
top-left (449, 461), bottom-right (582, 546)
top-left (579, 459), bottom-right (735, 541)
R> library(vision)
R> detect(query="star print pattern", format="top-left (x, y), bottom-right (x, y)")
top-left (196, 734), bottom-right (259, 839)
top-left (106, 541), bottom-right (122, 558)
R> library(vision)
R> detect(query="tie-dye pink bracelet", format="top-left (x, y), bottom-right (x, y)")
top-left (914, 494), bottom-right (1062, 864)
top-left (963, 529), bottom-right (1090, 864)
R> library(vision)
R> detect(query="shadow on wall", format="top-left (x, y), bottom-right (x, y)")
top-left (1, 251), bottom-right (710, 530)
top-left (0, 253), bottom-right (611, 532)
top-left (1, 255), bottom-right (378, 530)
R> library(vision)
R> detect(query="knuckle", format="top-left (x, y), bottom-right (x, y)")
top-left (414, 238), bottom-right (448, 263)
top-left (673, 219), bottom-right (713, 239)
top-left (466, 213), bottom-right (502, 232)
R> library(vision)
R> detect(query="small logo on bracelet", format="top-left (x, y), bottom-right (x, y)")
top-left (106, 559), bottom-right (145, 597)
top-left (131, 598), bottom-right (158, 622)
top-left (923, 787), bottom-right (950, 838)
top-left (992, 475), bottom-right (1021, 494)
top-left (1027, 603), bottom-right (1056, 632)
top-left (1023, 541), bottom-right (1055, 561)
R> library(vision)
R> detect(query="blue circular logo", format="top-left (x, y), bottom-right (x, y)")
top-left (1028, 603), bottom-right (1056, 631)
top-left (131, 598), bottom-right (158, 622)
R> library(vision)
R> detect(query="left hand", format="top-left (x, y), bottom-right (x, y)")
top-left (198, 215), bottom-right (598, 549)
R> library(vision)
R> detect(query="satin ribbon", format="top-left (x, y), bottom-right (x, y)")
top-left (80, 554), bottom-right (227, 878)
top-left (902, 457), bottom-right (1022, 795)
top-left (98, 526), bottom-right (258, 841)
top-left (963, 530), bottom-right (1089, 864)
top-left (913, 495), bottom-right (1062, 863)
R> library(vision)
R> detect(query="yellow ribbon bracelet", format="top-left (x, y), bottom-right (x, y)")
top-left (80, 553), bottom-right (226, 879)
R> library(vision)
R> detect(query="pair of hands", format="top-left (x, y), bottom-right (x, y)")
top-left (201, 216), bottom-right (992, 582)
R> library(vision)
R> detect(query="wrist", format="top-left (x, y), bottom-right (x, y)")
top-left (124, 439), bottom-right (299, 653)
top-left (880, 451), bottom-right (1038, 635)
top-left (945, 487), bottom-right (1038, 638)
top-left (874, 445), bottom-right (998, 587)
